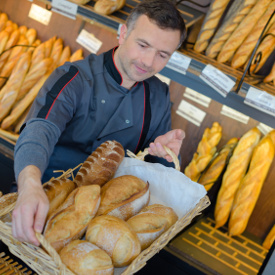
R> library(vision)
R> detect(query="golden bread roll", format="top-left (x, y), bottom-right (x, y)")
top-left (127, 204), bottom-right (178, 250)
top-left (214, 127), bottom-right (261, 229)
top-left (74, 140), bottom-right (124, 187)
top-left (217, 0), bottom-right (272, 63)
top-left (70, 49), bottom-right (84, 62)
top-left (194, 0), bottom-right (231, 53)
top-left (44, 185), bottom-right (100, 252)
top-left (206, 0), bottom-right (258, 58)
top-left (94, 0), bottom-right (126, 15)
top-left (249, 21), bottom-right (275, 73)
top-left (97, 175), bottom-right (150, 220)
top-left (184, 122), bottom-right (222, 182)
top-left (86, 215), bottom-right (141, 267)
top-left (263, 224), bottom-right (275, 250)
top-left (43, 177), bottom-right (76, 219)
top-left (69, 0), bottom-right (91, 4)
top-left (60, 240), bottom-right (114, 275)
top-left (231, 1), bottom-right (275, 69)
top-left (228, 134), bottom-right (275, 236)
top-left (198, 137), bottom-right (238, 191)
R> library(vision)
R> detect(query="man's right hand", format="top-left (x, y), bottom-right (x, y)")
top-left (12, 165), bottom-right (49, 246)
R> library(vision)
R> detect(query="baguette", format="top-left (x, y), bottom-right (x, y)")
top-left (228, 134), bottom-right (274, 236)
top-left (97, 175), bottom-right (150, 220)
top-left (70, 49), bottom-right (83, 62)
top-left (0, 30), bottom-right (9, 54)
top-left (94, 0), bottom-right (126, 15)
top-left (86, 215), bottom-right (141, 267)
top-left (217, 0), bottom-right (272, 63)
top-left (59, 240), bottom-right (114, 275)
top-left (184, 122), bottom-right (222, 182)
top-left (14, 105), bottom-right (31, 133)
top-left (0, 51), bottom-right (31, 122)
top-left (43, 177), bottom-right (76, 220)
top-left (231, 1), bottom-right (275, 69)
top-left (264, 61), bottom-right (275, 84)
top-left (25, 28), bottom-right (37, 45)
top-left (249, 21), bottom-right (275, 73)
top-left (44, 185), bottom-right (101, 252)
top-left (127, 204), bottom-right (178, 250)
top-left (198, 137), bottom-right (238, 191)
top-left (206, 0), bottom-right (258, 58)
top-left (194, 0), bottom-right (231, 53)
top-left (44, 36), bottom-right (56, 58)
top-left (74, 140), bottom-right (124, 187)
top-left (262, 224), bottom-right (275, 250)
top-left (214, 127), bottom-right (261, 229)
top-left (57, 45), bottom-right (71, 67)
top-left (18, 25), bottom-right (27, 35)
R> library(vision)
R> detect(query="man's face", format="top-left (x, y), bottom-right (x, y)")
top-left (115, 15), bottom-right (181, 88)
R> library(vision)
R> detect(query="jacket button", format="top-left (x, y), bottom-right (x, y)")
top-left (125, 119), bottom-right (130, 124)
top-left (101, 99), bottom-right (105, 104)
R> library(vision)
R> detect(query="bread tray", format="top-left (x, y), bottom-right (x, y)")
top-left (0, 148), bottom-right (210, 275)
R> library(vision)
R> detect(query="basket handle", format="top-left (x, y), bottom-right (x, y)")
top-left (35, 232), bottom-right (74, 275)
top-left (126, 145), bottom-right (180, 171)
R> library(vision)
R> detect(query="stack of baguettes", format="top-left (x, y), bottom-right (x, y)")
top-left (0, 12), bottom-right (84, 137)
top-left (193, 0), bottom-right (275, 85)
top-left (39, 140), bottom-right (179, 275)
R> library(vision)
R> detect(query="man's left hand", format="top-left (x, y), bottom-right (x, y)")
top-left (148, 129), bottom-right (185, 162)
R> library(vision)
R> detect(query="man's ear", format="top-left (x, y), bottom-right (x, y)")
top-left (118, 24), bottom-right (127, 45)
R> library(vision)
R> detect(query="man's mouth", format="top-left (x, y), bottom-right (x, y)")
top-left (135, 64), bottom-right (148, 74)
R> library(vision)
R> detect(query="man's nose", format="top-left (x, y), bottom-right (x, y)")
top-left (141, 50), bottom-right (155, 68)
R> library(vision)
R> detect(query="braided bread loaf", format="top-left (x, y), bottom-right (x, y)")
top-left (206, 0), bottom-right (258, 58)
top-left (74, 140), bottom-right (125, 187)
top-left (264, 61), bottom-right (275, 85)
top-left (214, 127), bottom-right (261, 229)
top-left (184, 122), bottom-right (222, 182)
top-left (194, 0), bottom-right (231, 53)
top-left (228, 133), bottom-right (275, 236)
top-left (94, 0), bottom-right (126, 15)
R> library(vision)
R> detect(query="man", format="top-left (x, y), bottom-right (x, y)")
top-left (12, 0), bottom-right (187, 246)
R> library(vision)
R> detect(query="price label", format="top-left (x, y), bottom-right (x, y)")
top-left (220, 105), bottom-right (249, 124)
top-left (155, 73), bottom-right (171, 86)
top-left (28, 3), bottom-right (52, 25)
top-left (200, 64), bottom-right (235, 97)
top-left (166, 51), bottom-right (191, 75)
top-left (257, 123), bottom-right (274, 135)
top-left (52, 0), bottom-right (77, 20)
top-left (76, 29), bottom-right (102, 54)
top-left (244, 87), bottom-right (275, 117)
top-left (176, 99), bottom-right (206, 127)
top-left (184, 88), bottom-right (211, 108)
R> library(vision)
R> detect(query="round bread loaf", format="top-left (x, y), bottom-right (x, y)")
top-left (97, 175), bottom-right (150, 220)
top-left (127, 204), bottom-right (178, 250)
top-left (59, 240), bottom-right (114, 275)
top-left (86, 215), bottom-right (141, 267)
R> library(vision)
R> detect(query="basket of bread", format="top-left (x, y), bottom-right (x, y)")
top-left (0, 140), bottom-right (210, 275)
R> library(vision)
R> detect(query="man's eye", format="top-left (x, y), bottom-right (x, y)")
top-left (139, 43), bottom-right (146, 48)
top-left (159, 53), bottom-right (168, 59)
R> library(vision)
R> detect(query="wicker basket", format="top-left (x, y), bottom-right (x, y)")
top-left (0, 147), bottom-right (210, 275)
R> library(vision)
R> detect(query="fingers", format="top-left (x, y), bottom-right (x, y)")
top-left (148, 142), bottom-right (173, 162)
top-left (34, 200), bottom-right (49, 234)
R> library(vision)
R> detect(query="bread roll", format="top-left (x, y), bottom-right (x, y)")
top-left (74, 140), bottom-right (124, 187)
top-left (228, 135), bottom-right (274, 236)
top-left (231, 1), bottom-right (275, 69)
top-left (97, 175), bottom-right (150, 220)
top-left (198, 137), bottom-right (238, 191)
top-left (194, 0), bottom-right (231, 53)
top-left (44, 185), bottom-right (100, 252)
top-left (214, 127), bottom-right (261, 229)
top-left (217, 0), bottom-right (272, 63)
top-left (127, 204), bottom-right (178, 250)
top-left (94, 0), bottom-right (126, 15)
top-left (263, 224), bottom-right (275, 250)
top-left (86, 215), bottom-right (141, 267)
top-left (249, 21), bottom-right (275, 73)
top-left (206, 0), bottom-right (258, 58)
top-left (184, 122), bottom-right (222, 182)
top-left (70, 0), bottom-right (91, 4)
top-left (43, 177), bottom-right (76, 219)
top-left (59, 240), bottom-right (114, 275)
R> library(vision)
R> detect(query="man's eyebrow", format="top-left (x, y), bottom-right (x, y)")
top-left (137, 39), bottom-right (172, 56)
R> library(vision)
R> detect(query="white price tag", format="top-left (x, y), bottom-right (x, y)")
top-left (155, 73), bottom-right (171, 85)
top-left (76, 29), bottom-right (102, 54)
top-left (244, 87), bottom-right (275, 117)
top-left (184, 87), bottom-right (211, 108)
top-left (220, 105), bottom-right (249, 124)
top-left (200, 64), bottom-right (235, 97)
top-left (28, 4), bottom-right (52, 25)
top-left (176, 99), bottom-right (206, 127)
top-left (52, 0), bottom-right (77, 20)
top-left (257, 123), bottom-right (274, 135)
top-left (166, 51), bottom-right (191, 75)
top-left (117, 23), bottom-right (123, 39)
